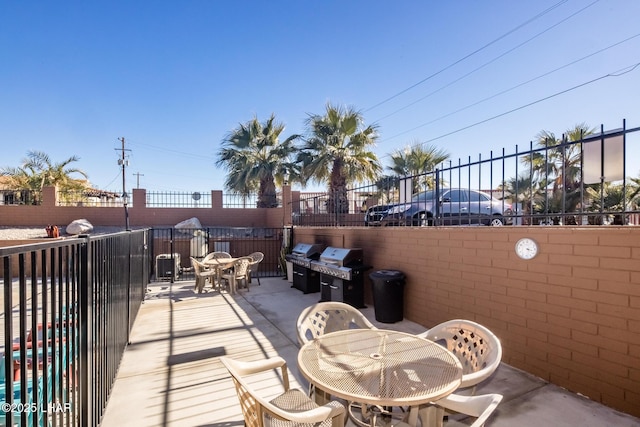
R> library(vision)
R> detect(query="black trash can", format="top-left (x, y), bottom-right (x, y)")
top-left (369, 270), bottom-right (405, 323)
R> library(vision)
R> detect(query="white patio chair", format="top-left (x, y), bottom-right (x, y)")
top-left (417, 319), bottom-right (502, 392)
top-left (296, 302), bottom-right (377, 425)
top-left (220, 256), bottom-right (252, 294)
top-left (247, 251), bottom-right (264, 286)
top-left (296, 301), bottom-right (377, 346)
top-left (220, 356), bottom-right (345, 427)
top-left (210, 251), bottom-right (232, 259)
top-left (190, 257), bottom-right (218, 293)
top-left (419, 393), bottom-right (503, 427)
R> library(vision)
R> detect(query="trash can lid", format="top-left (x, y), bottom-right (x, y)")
top-left (370, 269), bottom-right (405, 279)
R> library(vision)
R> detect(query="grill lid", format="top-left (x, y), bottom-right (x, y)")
top-left (290, 243), bottom-right (324, 258)
top-left (318, 246), bottom-right (363, 267)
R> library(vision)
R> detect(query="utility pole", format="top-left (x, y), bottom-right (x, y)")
top-left (117, 137), bottom-right (131, 230)
top-left (133, 172), bottom-right (144, 189)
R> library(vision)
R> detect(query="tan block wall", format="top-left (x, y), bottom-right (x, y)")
top-left (292, 226), bottom-right (640, 417)
top-left (0, 188), bottom-right (289, 228)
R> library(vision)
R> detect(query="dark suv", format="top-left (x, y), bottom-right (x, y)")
top-left (365, 188), bottom-right (512, 226)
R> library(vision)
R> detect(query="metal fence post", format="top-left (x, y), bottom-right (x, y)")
top-left (78, 235), bottom-right (93, 426)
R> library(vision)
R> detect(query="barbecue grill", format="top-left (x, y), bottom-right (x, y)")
top-left (286, 243), bottom-right (324, 293)
top-left (310, 246), bottom-right (369, 307)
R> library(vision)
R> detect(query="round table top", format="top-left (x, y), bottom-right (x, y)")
top-left (203, 257), bottom-right (238, 267)
top-left (297, 329), bottom-right (463, 407)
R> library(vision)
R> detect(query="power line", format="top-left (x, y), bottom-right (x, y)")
top-left (363, 0), bottom-right (571, 113)
top-left (127, 139), bottom-right (215, 161)
top-left (380, 62), bottom-right (639, 156)
top-left (373, 0), bottom-right (603, 124)
top-left (103, 172), bottom-right (122, 190)
top-left (382, 32), bottom-right (640, 135)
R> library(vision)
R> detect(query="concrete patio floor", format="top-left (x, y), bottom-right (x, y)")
top-left (100, 277), bottom-right (640, 427)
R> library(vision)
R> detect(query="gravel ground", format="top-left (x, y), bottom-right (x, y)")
top-left (0, 226), bottom-right (130, 240)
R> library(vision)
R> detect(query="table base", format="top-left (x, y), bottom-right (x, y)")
top-left (349, 403), bottom-right (418, 427)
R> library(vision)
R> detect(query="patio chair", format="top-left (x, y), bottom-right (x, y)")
top-left (247, 252), bottom-right (264, 286)
top-left (296, 301), bottom-right (377, 418)
top-left (1, 346), bottom-right (67, 427)
top-left (296, 301), bottom-right (377, 346)
top-left (419, 393), bottom-right (503, 427)
top-left (0, 370), bottom-right (40, 426)
top-left (209, 251), bottom-right (232, 259)
top-left (190, 257), bottom-right (218, 293)
top-left (220, 256), bottom-right (252, 294)
top-left (220, 356), bottom-right (346, 427)
top-left (417, 319), bottom-right (502, 393)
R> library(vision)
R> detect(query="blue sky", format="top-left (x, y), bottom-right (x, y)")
top-left (1, 0), bottom-right (639, 194)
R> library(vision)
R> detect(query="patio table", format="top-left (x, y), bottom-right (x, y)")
top-left (297, 328), bottom-right (462, 427)
top-left (203, 257), bottom-right (240, 293)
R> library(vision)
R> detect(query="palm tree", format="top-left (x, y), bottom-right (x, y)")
top-left (298, 103), bottom-right (381, 213)
top-left (217, 115), bottom-right (300, 208)
top-left (499, 174), bottom-right (543, 224)
top-left (1, 150), bottom-right (88, 191)
top-left (585, 175), bottom-right (640, 224)
top-left (628, 176), bottom-right (640, 208)
top-left (522, 123), bottom-right (595, 217)
top-left (374, 175), bottom-right (400, 204)
top-left (388, 144), bottom-right (449, 193)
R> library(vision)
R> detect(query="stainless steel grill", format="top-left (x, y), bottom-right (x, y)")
top-left (310, 247), bottom-right (363, 281)
top-left (287, 243), bottom-right (324, 294)
top-left (311, 246), bottom-right (368, 308)
top-left (286, 243), bottom-right (324, 268)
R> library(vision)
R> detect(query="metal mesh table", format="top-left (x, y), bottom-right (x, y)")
top-left (297, 329), bottom-right (463, 426)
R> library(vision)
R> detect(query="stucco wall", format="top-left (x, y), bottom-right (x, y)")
top-left (292, 226), bottom-right (640, 417)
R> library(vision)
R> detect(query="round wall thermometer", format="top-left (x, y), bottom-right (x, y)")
top-left (515, 238), bottom-right (538, 260)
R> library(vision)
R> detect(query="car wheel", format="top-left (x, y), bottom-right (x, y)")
top-left (421, 213), bottom-right (435, 226)
top-left (489, 216), bottom-right (505, 226)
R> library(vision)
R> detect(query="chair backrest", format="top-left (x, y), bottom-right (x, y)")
top-left (212, 251), bottom-right (232, 259)
top-left (233, 257), bottom-right (252, 278)
top-left (296, 302), bottom-right (377, 346)
top-left (435, 393), bottom-right (503, 427)
top-left (221, 357), bottom-right (281, 427)
top-left (190, 257), bottom-right (203, 275)
top-left (248, 252), bottom-right (264, 264)
top-left (422, 319), bottom-right (502, 389)
top-left (220, 356), bottom-right (345, 427)
top-left (247, 252), bottom-right (264, 275)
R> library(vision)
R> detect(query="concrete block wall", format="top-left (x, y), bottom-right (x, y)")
top-left (292, 226), bottom-right (640, 417)
top-left (0, 187), bottom-right (291, 228)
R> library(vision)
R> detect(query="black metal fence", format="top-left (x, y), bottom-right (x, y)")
top-left (146, 191), bottom-right (212, 208)
top-left (144, 191), bottom-right (283, 208)
top-left (292, 122), bottom-right (640, 227)
top-left (150, 227), bottom-right (285, 283)
top-left (0, 229), bottom-right (150, 426)
top-left (222, 193), bottom-right (282, 209)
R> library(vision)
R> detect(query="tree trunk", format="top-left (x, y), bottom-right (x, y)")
top-left (326, 160), bottom-right (349, 214)
top-left (257, 175), bottom-right (278, 208)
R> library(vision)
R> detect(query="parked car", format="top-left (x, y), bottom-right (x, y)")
top-left (364, 203), bottom-right (395, 226)
top-left (364, 188), bottom-right (513, 226)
